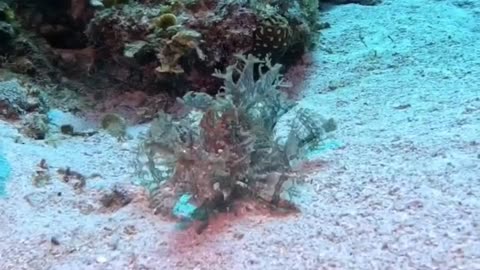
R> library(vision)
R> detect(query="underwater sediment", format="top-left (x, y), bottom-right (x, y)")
top-left (1, 0), bottom-right (480, 269)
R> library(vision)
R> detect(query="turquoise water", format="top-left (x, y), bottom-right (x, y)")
top-left (0, 150), bottom-right (10, 197)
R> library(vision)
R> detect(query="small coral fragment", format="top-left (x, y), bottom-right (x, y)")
top-left (101, 113), bottom-right (127, 139)
top-left (152, 13), bottom-right (177, 30)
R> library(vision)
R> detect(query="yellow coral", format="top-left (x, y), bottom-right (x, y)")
top-left (5, 9), bottom-right (15, 22)
top-left (152, 13), bottom-right (177, 30)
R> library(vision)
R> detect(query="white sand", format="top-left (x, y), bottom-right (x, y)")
top-left (1, 0), bottom-right (479, 269)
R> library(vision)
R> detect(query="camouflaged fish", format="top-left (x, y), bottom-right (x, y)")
top-left (251, 14), bottom-right (292, 61)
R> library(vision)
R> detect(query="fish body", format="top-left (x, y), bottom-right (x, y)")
top-left (251, 15), bottom-right (291, 61)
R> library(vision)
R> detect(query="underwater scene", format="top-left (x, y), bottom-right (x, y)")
top-left (0, 0), bottom-right (479, 269)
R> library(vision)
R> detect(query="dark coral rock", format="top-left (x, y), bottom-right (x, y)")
top-left (20, 113), bottom-right (50, 140)
top-left (0, 21), bottom-right (15, 40)
top-left (0, 80), bottom-right (50, 121)
top-left (99, 185), bottom-right (133, 210)
top-left (85, 4), bottom-right (160, 55)
top-left (0, 80), bottom-right (29, 120)
top-left (0, 8), bottom-right (16, 53)
top-left (187, 8), bottom-right (256, 69)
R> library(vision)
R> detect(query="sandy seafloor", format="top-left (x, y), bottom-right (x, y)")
top-left (1, 0), bottom-right (479, 269)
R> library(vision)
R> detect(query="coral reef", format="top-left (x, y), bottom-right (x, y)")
top-left (35, 0), bottom-right (318, 93)
top-left (0, 2), bottom-right (17, 52)
top-left (20, 112), bottom-right (50, 139)
top-left (0, 79), bottom-right (49, 121)
top-left (0, 0), bottom-right (382, 103)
